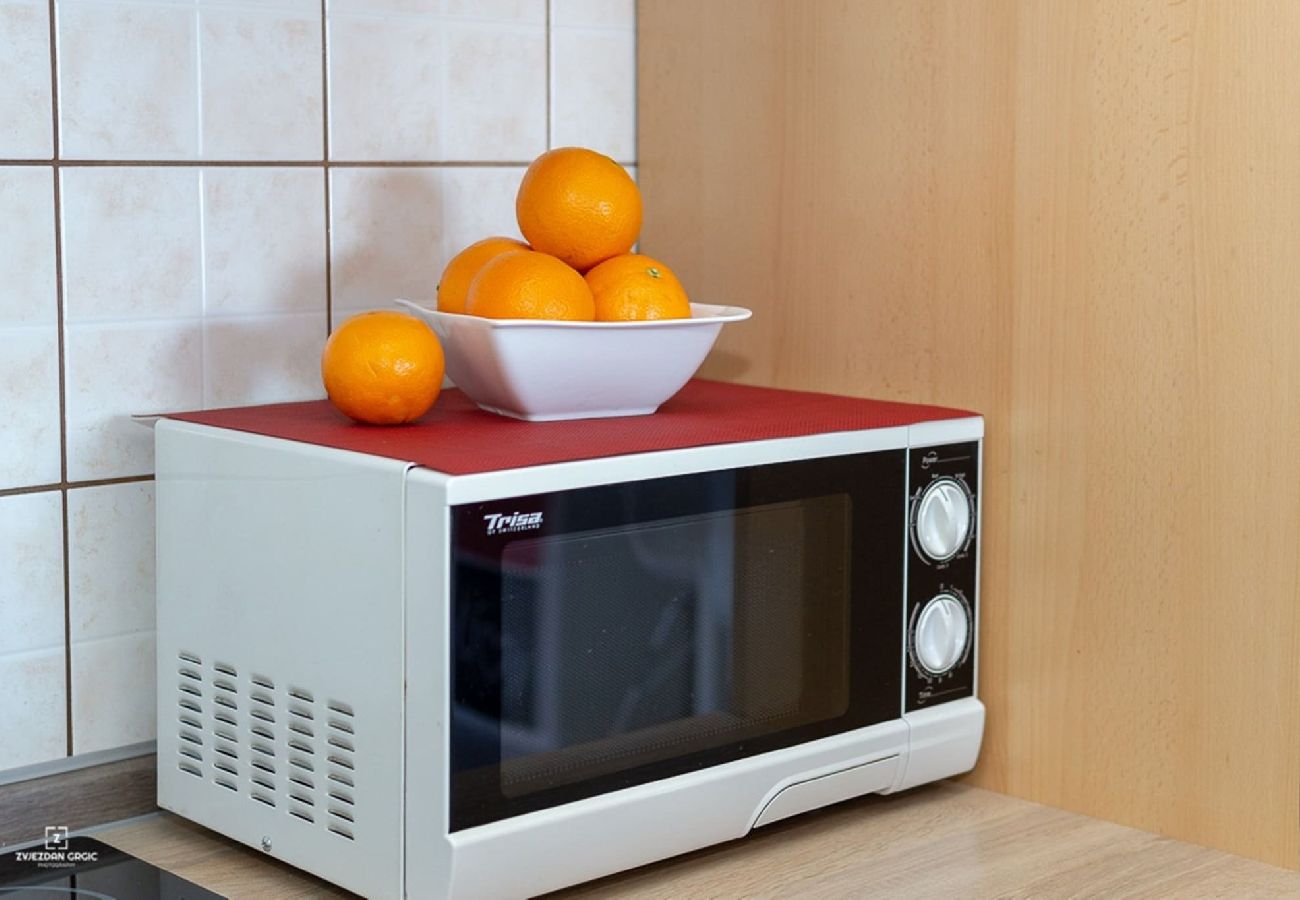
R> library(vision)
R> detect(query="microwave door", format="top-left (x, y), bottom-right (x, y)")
top-left (618, 484), bottom-right (736, 719)
top-left (507, 502), bottom-right (831, 771)
top-left (449, 452), bottom-right (905, 832)
top-left (495, 478), bottom-right (742, 765)
top-left (499, 513), bottom-right (732, 768)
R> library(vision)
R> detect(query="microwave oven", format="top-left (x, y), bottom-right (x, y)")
top-left (154, 379), bottom-right (984, 898)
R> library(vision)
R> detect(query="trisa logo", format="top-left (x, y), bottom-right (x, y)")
top-left (484, 510), bottom-right (544, 535)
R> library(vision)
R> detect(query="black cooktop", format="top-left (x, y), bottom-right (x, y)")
top-left (0, 836), bottom-right (224, 899)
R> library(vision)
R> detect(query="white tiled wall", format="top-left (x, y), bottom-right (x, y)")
top-left (67, 482), bottom-right (157, 754)
top-left (0, 0), bottom-right (635, 777)
top-left (0, 165), bottom-right (60, 491)
top-left (0, 2), bottom-right (55, 158)
top-left (329, 165), bottom-right (524, 318)
top-left (551, 0), bottom-right (636, 160)
top-left (0, 492), bottom-right (66, 771)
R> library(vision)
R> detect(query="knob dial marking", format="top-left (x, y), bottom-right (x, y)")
top-left (913, 477), bottom-right (973, 563)
top-left (912, 592), bottom-right (971, 676)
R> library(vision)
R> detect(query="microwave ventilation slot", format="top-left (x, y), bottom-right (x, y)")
top-left (176, 652), bottom-right (204, 780)
top-left (325, 700), bottom-right (357, 840)
top-left (174, 652), bottom-right (358, 838)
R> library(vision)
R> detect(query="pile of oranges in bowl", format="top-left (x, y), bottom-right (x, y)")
top-left (438, 147), bottom-right (689, 323)
top-left (322, 147), bottom-right (715, 426)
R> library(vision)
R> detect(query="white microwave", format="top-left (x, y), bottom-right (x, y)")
top-left (154, 379), bottom-right (984, 898)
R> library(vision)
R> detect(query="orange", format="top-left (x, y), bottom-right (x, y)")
top-left (467, 249), bottom-right (595, 320)
top-left (585, 254), bottom-right (691, 321)
top-left (321, 311), bottom-right (445, 425)
top-left (516, 147), bottom-right (642, 272)
top-left (437, 236), bottom-right (529, 314)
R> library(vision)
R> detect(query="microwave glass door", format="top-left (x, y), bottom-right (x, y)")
top-left (449, 451), bottom-right (904, 831)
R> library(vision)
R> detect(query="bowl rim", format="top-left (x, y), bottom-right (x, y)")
top-left (394, 298), bottom-right (752, 329)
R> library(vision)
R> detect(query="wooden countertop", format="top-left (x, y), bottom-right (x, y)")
top-left (96, 783), bottom-right (1300, 898)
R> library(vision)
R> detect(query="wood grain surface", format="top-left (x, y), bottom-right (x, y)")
top-left (0, 755), bottom-right (156, 850)
top-left (92, 784), bottom-right (1300, 899)
top-left (95, 814), bottom-right (353, 899)
top-left (638, 0), bottom-right (1300, 868)
top-left (554, 783), bottom-right (1300, 900)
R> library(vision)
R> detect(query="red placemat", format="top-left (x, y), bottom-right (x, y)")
top-left (168, 379), bottom-right (975, 476)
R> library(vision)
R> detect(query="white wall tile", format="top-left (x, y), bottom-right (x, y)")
top-left (0, 166), bottom-right (56, 327)
top-left (0, 167), bottom-right (59, 489)
top-left (0, 647), bottom-right (67, 769)
top-left (199, 2), bottom-right (324, 160)
top-left (446, 0), bottom-right (544, 23)
top-left (57, 1), bottom-right (199, 160)
top-left (442, 21), bottom-right (546, 160)
top-left (0, 328), bottom-right (61, 489)
top-left (71, 630), bottom-right (155, 754)
top-left (61, 167), bottom-right (202, 322)
top-left (0, 1), bottom-right (54, 158)
top-left (0, 497), bottom-right (62, 772)
top-left (68, 482), bottom-right (155, 644)
top-left (551, 0), bottom-right (633, 29)
top-left (202, 0), bottom-right (313, 6)
top-left (204, 311), bottom-right (326, 407)
top-left (438, 165), bottom-right (525, 260)
top-left (550, 25), bottom-right (636, 162)
top-left (329, 167), bottom-right (444, 315)
top-left (328, 0), bottom-right (429, 14)
top-left (326, 13), bottom-right (440, 161)
top-left (331, 166), bottom-right (529, 319)
top-left (327, 0), bottom-right (425, 13)
top-left (65, 320), bottom-right (203, 481)
top-left (202, 167), bottom-right (326, 315)
top-left (0, 491), bottom-right (64, 657)
top-left (329, 1), bottom-right (543, 23)
top-left (327, 10), bottom-right (545, 161)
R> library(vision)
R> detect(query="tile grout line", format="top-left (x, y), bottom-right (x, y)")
top-left (437, 12), bottom-right (449, 163)
top-left (47, 0), bottom-right (64, 488)
top-left (0, 483), bottom-right (63, 499)
top-left (60, 491), bottom-right (72, 757)
top-left (197, 170), bottom-right (208, 406)
top-left (193, 1), bottom-right (203, 160)
top-left (46, 0), bottom-right (73, 760)
top-left (323, 172), bottom-right (333, 333)
top-left (318, 0), bottom-right (330, 332)
top-left (194, 3), bottom-right (207, 403)
top-left (0, 475), bottom-right (154, 501)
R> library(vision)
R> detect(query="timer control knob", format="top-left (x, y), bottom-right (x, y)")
top-left (913, 593), bottom-right (970, 675)
top-left (914, 477), bottom-right (973, 562)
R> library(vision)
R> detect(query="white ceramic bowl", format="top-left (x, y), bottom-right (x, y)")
top-left (395, 299), bottom-right (752, 421)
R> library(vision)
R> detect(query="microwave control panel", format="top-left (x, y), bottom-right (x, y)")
top-left (905, 440), bottom-right (979, 712)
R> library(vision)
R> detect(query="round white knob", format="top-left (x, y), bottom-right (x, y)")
top-left (915, 478), bottom-right (972, 562)
top-left (914, 593), bottom-right (970, 675)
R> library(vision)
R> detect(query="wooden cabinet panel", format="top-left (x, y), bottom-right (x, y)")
top-left (639, 0), bottom-right (1300, 868)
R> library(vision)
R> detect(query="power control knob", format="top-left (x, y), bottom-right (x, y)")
top-left (913, 593), bottom-right (970, 675)
top-left (914, 478), bottom-right (972, 562)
